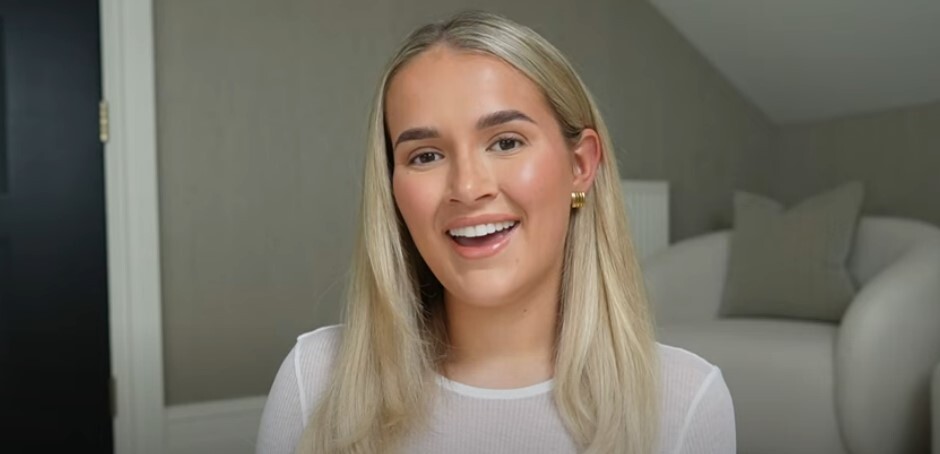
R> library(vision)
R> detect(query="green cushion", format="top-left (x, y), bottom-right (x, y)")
top-left (720, 182), bottom-right (865, 322)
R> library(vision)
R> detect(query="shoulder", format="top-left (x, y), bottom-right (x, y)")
top-left (293, 323), bottom-right (344, 377)
top-left (656, 342), bottom-right (728, 408)
top-left (292, 324), bottom-right (344, 417)
top-left (295, 323), bottom-right (344, 355)
top-left (657, 343), bottom-right (720, 390)
top-left (656, 343), bottom-right (736, 451)
top-left (257, 324), bottom-right (345, 452)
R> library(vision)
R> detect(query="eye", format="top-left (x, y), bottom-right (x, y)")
top-left (408, 151), bottom-right (443, 166)
top-left (488, 136), bottom-right (524, 153)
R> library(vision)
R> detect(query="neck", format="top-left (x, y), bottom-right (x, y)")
top-left (440, 268), bottom-right (562, 388)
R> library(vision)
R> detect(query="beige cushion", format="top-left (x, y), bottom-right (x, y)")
top-left (720, 182), bottom-right (864, 322)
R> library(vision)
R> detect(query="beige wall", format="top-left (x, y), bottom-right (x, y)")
top-left (772, 100), bottom-right (940, 227)
top-left (154, 0), bottom-right (774, 404)
top-left (605, 1), bottom-right (776, 238)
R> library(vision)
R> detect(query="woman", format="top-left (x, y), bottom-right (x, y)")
top-left (258, 10), bottom-right (734, 454)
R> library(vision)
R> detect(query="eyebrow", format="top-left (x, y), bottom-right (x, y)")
top-left (393, 109), bottom-right (536, 149)
top-left (393, 127), bottom-right (439, 149)
top-left (476, 109), bottom-right (536, 130)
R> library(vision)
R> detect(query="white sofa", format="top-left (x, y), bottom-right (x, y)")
top-left (643, 216), bottom-right (940, 454)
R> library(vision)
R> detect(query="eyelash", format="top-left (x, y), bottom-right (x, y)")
top-left (488, 135), bottom-right (524, 153)
top-left (409, 151), bottom-right (443, 166)
top-left (406, 135), bottom-right (525, 166)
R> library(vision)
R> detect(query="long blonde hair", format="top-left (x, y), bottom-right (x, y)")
top-left (298, 10), bottom-right (659, 454)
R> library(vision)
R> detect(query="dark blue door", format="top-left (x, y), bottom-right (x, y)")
top-left (0, 0), bottom-right (111, 451)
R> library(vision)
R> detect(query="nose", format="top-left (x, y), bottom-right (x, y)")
top-left (448, 149), bottom-right (497, 205)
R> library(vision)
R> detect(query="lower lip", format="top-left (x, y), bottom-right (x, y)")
top-left (448, 224), bottom-right (518, 259)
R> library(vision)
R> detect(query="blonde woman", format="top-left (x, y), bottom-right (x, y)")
top-left (258, 10), bottom-right (734, 454)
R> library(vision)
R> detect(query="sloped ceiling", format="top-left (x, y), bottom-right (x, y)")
top-left (647, 0), bottom-right (940, 124)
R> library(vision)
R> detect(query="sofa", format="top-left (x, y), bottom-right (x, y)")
top-left (643, 216), bottom-right (940, 454)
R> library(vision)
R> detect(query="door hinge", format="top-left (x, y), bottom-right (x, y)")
top-left (110, 376), bottom-right (117, 419)
top-left (99, 100), bottom-right (110, 143)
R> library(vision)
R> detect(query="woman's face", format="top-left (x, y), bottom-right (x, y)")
top-left (386, 45), bottom-right (599, 308)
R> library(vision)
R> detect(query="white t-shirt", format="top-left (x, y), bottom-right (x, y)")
top-left (256, 325), bottom-right (735, 453)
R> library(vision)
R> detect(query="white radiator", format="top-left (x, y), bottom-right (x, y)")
top-left (620, 180), bottom-right (670, 261)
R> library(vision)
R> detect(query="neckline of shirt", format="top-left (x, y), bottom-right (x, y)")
top-left (434, 373), bottom-right (554, 400)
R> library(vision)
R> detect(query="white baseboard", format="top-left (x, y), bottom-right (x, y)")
top-left (166, 395), bottom-right (267, 454)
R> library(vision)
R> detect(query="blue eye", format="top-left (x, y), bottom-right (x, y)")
top-left (489, 137), bottom-right (523, 152)
top-left (409, 151), bottom-right (443, 165)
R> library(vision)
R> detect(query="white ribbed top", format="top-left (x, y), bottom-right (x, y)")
top-left (256, 325), bottom-right (735, 454)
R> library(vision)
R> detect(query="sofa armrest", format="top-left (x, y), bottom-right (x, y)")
top-left (642, 231), bottom-right (730, 324)
top-left (836, 240), bottom-right (940, 454)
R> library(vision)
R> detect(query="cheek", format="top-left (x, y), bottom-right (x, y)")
top-left (502, 149), bottom-right (572, 210)
top-left (392, 172), bottom-right (438, 238)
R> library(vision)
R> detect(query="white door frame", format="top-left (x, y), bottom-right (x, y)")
top-left (100, 0), bottom-right (166, 453)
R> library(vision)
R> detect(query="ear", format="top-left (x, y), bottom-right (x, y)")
top-left (571, 128), bottom-right (602, 192)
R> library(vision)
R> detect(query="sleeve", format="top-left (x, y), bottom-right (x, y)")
top-left (256, 346), bottom-right (307, 454)
top-left (676, 368), bottom-right (736, 454)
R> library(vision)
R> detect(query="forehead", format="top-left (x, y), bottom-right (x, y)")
top-left (384, 46), bottom-right (553, 132)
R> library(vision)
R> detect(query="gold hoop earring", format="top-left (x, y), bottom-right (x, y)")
top-left (571, 191), bottom-right (586, 209)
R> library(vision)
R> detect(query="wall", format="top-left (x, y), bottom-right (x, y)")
top-left (773, 100), bottom-right (940, 227)
top-left (605, 1), bottom-right (776, 238)
top-left (154, 0), bottom-right (773, 404)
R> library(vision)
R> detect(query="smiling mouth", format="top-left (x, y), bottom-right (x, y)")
top-left (447, 221), bottom-right (519, 247)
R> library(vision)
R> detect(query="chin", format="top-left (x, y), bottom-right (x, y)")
top-left (443, 271), bottom-right (521, 307)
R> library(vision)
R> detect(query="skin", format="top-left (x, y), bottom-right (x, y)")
top-left (386, 45), bottom-right (601, 389)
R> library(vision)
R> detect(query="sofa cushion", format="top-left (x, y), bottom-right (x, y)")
top-left (658, 319), bottom-right (845, 454)
top-left (720, 182), bottom-right (864, 322)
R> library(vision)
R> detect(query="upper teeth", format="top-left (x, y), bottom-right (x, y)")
top-left (449, 221), bottom-right (517, 238)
